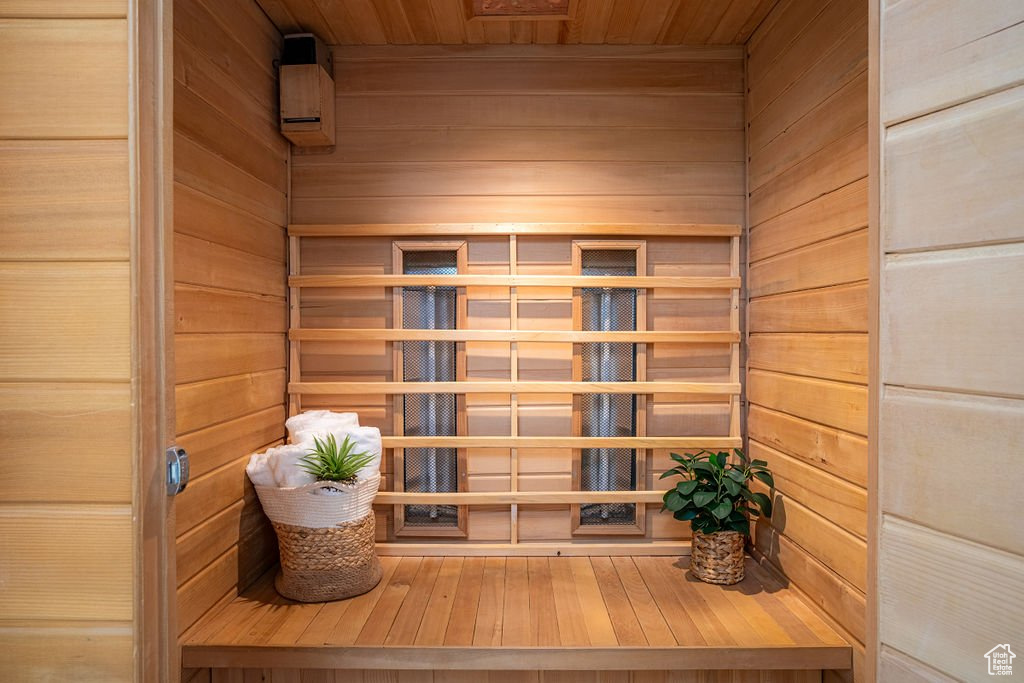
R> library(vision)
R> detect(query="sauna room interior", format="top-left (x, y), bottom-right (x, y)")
top-left (2, 0), bottom-right (1021, 682)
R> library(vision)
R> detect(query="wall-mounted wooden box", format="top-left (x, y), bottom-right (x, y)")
top-left (279, 63), bottom-right (335, 147)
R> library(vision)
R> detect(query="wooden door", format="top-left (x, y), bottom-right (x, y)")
top-left (133, 0), bottom-right (178, 679)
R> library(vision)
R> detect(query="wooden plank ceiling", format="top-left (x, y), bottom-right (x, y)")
top-left (255, 0), bottom-right (780, 45)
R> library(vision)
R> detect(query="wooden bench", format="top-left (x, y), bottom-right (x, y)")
top-left (182, 555), bottom-right (851, 681)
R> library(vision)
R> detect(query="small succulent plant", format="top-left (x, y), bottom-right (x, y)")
top-left (298, 434), bottom-right (374, 483)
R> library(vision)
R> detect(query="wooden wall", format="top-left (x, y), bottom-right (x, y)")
top-left (173, 0), bottom-right (288, 654)
top-left (290, 45), bottom-right (745, 548)
top-left (204, 670), bottom-right (821, 683)
top-left (876, 0), bottom-right (1024, 679)
top-left (298, 232), bottom-right (736, 545)
top-left (0, 5), bottom-right (135, 682)
top-left (745, 1), bottom-right (868, 681)
top-left (291, 44), bottom-right (745, 226)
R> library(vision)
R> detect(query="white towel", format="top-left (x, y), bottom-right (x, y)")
top-left (286, 410), bottom-right (359, 445)
top-left (244, 451), bottom-right (275, 487)
top-left (266, 443), bottom-right (317, 488)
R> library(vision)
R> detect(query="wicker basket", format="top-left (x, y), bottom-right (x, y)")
top-left (690, 529), bottom-right (745, 585)
top-left (255, 474), bottom-right (383, 602)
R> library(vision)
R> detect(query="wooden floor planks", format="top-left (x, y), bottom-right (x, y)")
top-left (183, 556), bottom-right (850, 672)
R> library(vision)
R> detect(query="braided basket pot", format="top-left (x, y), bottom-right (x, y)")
top-left (690, 530), bottom-right (745, 585)
top-left (255, 475), bottom-right (383, 602)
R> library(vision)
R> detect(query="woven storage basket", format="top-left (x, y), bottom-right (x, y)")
top-left (255, 473), bottom-right (383, 602)
top-left (690, 529), bottom-right (745, 585)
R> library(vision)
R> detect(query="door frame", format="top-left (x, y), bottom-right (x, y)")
top-left (130, 0), bottom-right (177, 679)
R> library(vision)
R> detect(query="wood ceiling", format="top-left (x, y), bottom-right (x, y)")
top-left (255, 0), bottom-right (780, 46)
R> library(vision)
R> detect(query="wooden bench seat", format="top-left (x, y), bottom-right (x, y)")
top-left (182, 555), bottom-right (851, 678)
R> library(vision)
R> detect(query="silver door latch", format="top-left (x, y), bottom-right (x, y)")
top-left (166, 446), bottom-right (190, 496)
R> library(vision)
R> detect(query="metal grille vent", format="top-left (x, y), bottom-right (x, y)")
top-left (579, 250), bottom-right (638, 526)
top-left (402, 250), bottom-right (458, 527)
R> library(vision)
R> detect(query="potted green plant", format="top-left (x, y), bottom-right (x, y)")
top-left (298, 434), bottom-right (376, 489)
top-left (660, 448), bottom-right (774, 585)
top-left (252, 433), bottom-right (383, 602)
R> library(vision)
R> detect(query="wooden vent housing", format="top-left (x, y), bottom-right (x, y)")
top-left (279, 33), bottom-right (335, 147)
top-left (467, 0), bottom-right (577, 21)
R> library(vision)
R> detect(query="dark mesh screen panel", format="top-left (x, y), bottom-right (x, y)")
top-left (401, 251), bottom-right (459, 527)
top-left (579, 250), bottom-right (638, 526)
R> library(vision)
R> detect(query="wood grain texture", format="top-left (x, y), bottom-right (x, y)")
top-left (746, 2), bottom-right (868, 679)
top-left (291, 48), bottom-right (744, 229)
top-left (882, 245), bottom-right (1024, 398)
top-left (291, 48), bottom-right (743, 551)
top-left (881, 0), bottom-right (1024, 124)
top-left (878, 518), bottom-right (1024, 681)
top-left (184, 556), bottom-right (850, 671)
top-left (0, 624), bottom-right (133, 682)
top-left (0, 506), bottom-right (132, 620)
top-left (0, 383), bottom-right (131, 503)
top-left (0, 9), bottom-right (135, 683)
top-left (877, 4), bottom-right (1024, 678)
top-left (884, 84), bottom-right (1024, 253)
top-left (0, 18), bottom-right (128, 137)
top-left (0, 140), bottom-right (129, 260)
top-left (254, 1), bottom-right (778, 45)
top-left (880, 387), bottom-right (1024, 556)
top-left (173, 0), bottom-right (288, 645)
top-left (0, 263), bottom-right (129, 381)
top-left (210, 671), bottom-right (826, 683)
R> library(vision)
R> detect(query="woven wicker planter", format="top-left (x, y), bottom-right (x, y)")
top-left (255, 474), bottom-right (383, 602)
top-left (690, 529), bottom-right (745, 585)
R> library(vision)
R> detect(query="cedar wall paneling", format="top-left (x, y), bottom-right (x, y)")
top-left (877, 0), bottom-right (1024, 679)
top-left (745, 1), bottom-right (868, 681)
top-left (209, 671), bottom-right (821, 683)
top-left (172, 0), bottom-right (288, 656)
top-left (289, 45), bottom-right (746, 548)
top-left (291, 46), bottom-right (745, 226)
top-left (0, 8), bottom-right (133, 683)
top-left (255, 0), bottom-right (777, 46)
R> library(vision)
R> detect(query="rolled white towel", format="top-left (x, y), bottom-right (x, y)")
top-left (347, 425), bottom-right (382, 480)
top-left (266, 443), bottom-right (317, 488)
top-left (245, 451), bottom-right (275, 487)
top-left (286, 410), bottom-right (359, 445)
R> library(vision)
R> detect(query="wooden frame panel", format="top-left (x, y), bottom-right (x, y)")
top-left (288, 226), bottom-right (740, 554)
top-left (392, 241), bottom-right (469, 538)
top-left (291, 273), bottom-right (740, 289)
top-left (463, 0), bottom-right (579, 22)
top-left (290, 223), bottom-right (741, 238)
top-left (291, 329), bottom-right (740, 343)
top-left (570, 240), bottom-right (647, 536)
top-left (133, 0), bottom-right (176, 678)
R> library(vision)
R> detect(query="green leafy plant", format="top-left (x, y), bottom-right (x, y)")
top-left (660, 449), bottom-right (774, 536)
top-left (298, 434), bottom-right (375, 483)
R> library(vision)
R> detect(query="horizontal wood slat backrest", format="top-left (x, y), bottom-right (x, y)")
top-left (290, 227), bottom-right (740, 553)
